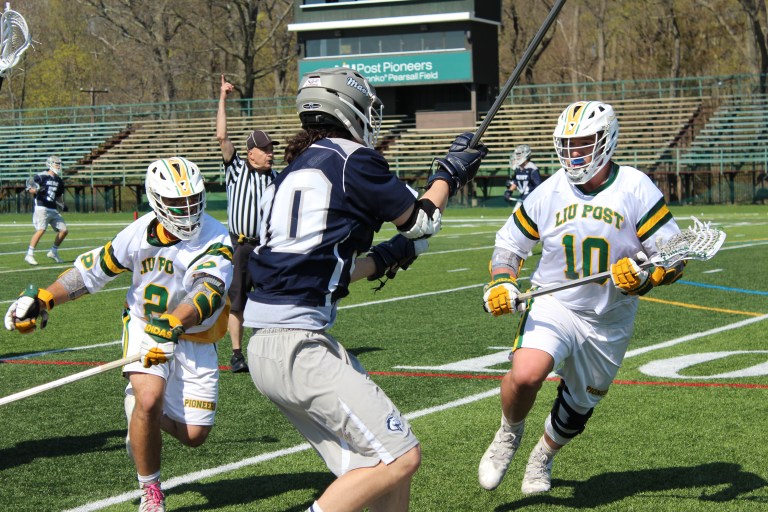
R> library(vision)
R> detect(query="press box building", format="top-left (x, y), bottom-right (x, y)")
top-left (289, 0), bottom-right (502, 128)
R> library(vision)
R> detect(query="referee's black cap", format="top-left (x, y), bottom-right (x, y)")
top-left (246, 130), bottom-right (278, 150)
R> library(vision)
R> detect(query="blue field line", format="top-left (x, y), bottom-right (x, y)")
top-left (679, 280), bottom-right (768, 296)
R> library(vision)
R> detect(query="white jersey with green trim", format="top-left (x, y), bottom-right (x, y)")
top-left (495, 164), bottom-right (681, 314)
top-left (73, 212), bottom-right (233, 340)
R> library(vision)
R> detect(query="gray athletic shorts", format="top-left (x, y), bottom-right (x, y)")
top-left (247, 328), bottom-right (419, 476)
top-left (33, 207), bottom-right (66, 232)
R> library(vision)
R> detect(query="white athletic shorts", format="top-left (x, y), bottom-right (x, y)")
top-left (248, 328), bottom-right (419, 477)
top-left (514, 293), bottom-right (638, 409)
top-left (32, 207), bottom-right (66, 232)
top-left (122, 313), bottom-right (219, 426)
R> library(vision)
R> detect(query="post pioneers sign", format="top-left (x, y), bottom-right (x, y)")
top-left (299, 51), bottom-right (473, 86)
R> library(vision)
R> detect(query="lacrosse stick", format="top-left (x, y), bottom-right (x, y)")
top-left (0, 353), bottom-right (140, 407)
top-left (0, 3), bottom-right (31, 90)
top-left (516, 217), bottom-right (726, 303)
top-left (468, 0), bottom-right (566, 149)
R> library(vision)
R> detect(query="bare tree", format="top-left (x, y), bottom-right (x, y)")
top-left (188, 0), bottom-right (293, 102)
top-left (737, 0), bottom-right (768, 92)
top-left (79, 0), bottom-right (194, 104)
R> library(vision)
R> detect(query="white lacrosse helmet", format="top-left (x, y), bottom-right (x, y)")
top-left (46, 155), bottom-right (62, 175)
top-left (512, 144), bottom-right (532, 167)
top-left (296, 67), bottom-right (384, 148)
top-left (145, 157), bottom-right (206, 240)
top-left (553, 101), bottom-right (619, 184)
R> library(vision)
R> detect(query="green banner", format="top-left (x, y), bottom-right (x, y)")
top-left (299, 51), bottom-right (473, 86)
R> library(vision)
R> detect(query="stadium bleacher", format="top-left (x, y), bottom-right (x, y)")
top-left (383, 96), bottom-right (706, 197)
top-left (1, 91), bottom-right (766, 208)
top-left (679, 95), bottom-right (768, 167)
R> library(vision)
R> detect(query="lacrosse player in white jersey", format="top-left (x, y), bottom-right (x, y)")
top-left (478, 101), bottom-right (686, 496)
top-left (5, 157), bottom-right (233, 512)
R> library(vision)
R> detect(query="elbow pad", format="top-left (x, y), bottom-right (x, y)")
top-left (397, 199), bottom-right (442, 239)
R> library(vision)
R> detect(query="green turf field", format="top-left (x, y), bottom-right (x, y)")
top-left (1, 204), bottom-right (766, 511)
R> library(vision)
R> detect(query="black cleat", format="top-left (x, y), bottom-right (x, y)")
top-left (230, 352), bottom-right (249, 373)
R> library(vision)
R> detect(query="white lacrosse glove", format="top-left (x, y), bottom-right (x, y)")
top-left (140, 314), bottom-right (184, 367)
top-left (4, 284), bottom-right (54, 334)
top-left (483, 275), bottom-right (526, 316)
top-left (610, 253), bottom-right (653, 296)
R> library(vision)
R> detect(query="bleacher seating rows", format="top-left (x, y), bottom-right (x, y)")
top-left (679, 95), bottom-right (768, 166)
top-left (1, 94), bottom-right (766, 190)
top-left (0, 121), bottom-right (129, 183)
top-left (385, 96), bottom-right (705, 181)
top-left (66, 113), bottom-right (414, 183)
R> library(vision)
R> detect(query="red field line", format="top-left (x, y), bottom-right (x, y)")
top-left (369, 371), bottom-right (768, 389)
top-left (3, 360), bottom-right (768, 389)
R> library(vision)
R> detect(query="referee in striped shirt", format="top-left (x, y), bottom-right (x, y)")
top-left (217, 74), bottom-right (277, 374)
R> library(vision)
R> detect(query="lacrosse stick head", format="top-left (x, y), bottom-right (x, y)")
top-left (0, 6), bottom-right (31, 77)
top-left (654, 216), bottom-right (726, 266)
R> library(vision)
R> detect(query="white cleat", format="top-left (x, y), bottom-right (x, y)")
top-left (24, 254), bottom-right (38, 266)
top-left (521, 441), bottom-right (554, 495)
top-left (478, 424), bottom-right (524, 490)
top-left (46, 250), bottom-right (63, 263)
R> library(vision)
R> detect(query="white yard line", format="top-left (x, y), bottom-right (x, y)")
top-left (61, 293), bottom-right (768, 511)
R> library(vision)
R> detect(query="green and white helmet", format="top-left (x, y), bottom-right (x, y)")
top-left (296, 67), bottom-right (384, 148)
top-left (553, 101), bottom-right (619, 185)
top-left (145, 157), bottom-right (206, 240)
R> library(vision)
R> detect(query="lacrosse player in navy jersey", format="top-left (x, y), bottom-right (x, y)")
top-left (478, 101), bottom-right (686, 496)
top-left (24, 155), bottom-right (68, 265)
top-left (242, 67), bottom-right (487, 512)
top-left (504, 144), bottom-right (542, 210)
top-left (6, 157), bottom-right (233, 512)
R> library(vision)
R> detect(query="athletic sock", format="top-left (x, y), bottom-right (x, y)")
top-left (233, 348), bottom-right (243, 357)
top-left (27, 246), bottom-right (34, 256)
top-left (307, 502), bottom-right (324, 512)
top-left (501, 414), bottom-right (524, 433)
top-left (138, 471), bottom-right (161, 486)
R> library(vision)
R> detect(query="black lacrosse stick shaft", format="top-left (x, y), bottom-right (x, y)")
top-left (469, 0), bottom-right (567, 149)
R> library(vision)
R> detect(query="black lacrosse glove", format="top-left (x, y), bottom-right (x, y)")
top-left (368, 234), bottom-right (424, 281)
top-left (427, 132), bottom-right (489, 196)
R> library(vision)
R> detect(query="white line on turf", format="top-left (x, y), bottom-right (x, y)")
top-left (64, 390), bottom-right (502, 512)
top-left (63, 312), bottom-right (768, 511)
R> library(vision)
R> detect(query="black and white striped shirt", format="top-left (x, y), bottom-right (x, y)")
top-left (224, 151), bottom-right (274, 238)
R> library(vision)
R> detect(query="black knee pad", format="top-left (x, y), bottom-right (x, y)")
top-left (545, 381), bottom-right (594, 445)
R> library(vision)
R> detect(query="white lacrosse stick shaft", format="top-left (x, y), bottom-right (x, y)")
top-left (0, 353), bottom-right (140, 406)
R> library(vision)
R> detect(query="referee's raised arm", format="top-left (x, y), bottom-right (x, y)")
top-left (217, 74), bottom-right (236, 163)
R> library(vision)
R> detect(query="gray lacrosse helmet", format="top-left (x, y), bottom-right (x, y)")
top-left (46, 155), bottom-right (62, 175)
top-left (512, 144), bottom-right (532, 167)
top-left (296, 67), bottom-right (384, 148)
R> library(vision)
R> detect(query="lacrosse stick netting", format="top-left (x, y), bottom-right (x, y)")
top-left (653, 216), bottom-right (726, 266)
top-left (515, 217), bottom-right (726, 302)
top-left (0, 5), bottom-right (31, 77)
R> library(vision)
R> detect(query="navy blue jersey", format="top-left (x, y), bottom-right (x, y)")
top-left (511, 162), bottom-right (543, 199)
top-left (246, 138), bottom-right (415, 326)
top-left (32, 172), bottom-right (65, 209)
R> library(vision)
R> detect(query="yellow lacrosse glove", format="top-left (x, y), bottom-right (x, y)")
top-left (483, 274), bottom-right (526, 316)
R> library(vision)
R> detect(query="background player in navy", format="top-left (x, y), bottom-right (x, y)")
top-left (25, 155), bottom-right (68, 265)
top-left (504, 144), bottom-right (542, 211)
top-left (243, 67), bottom-right (487, 512)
